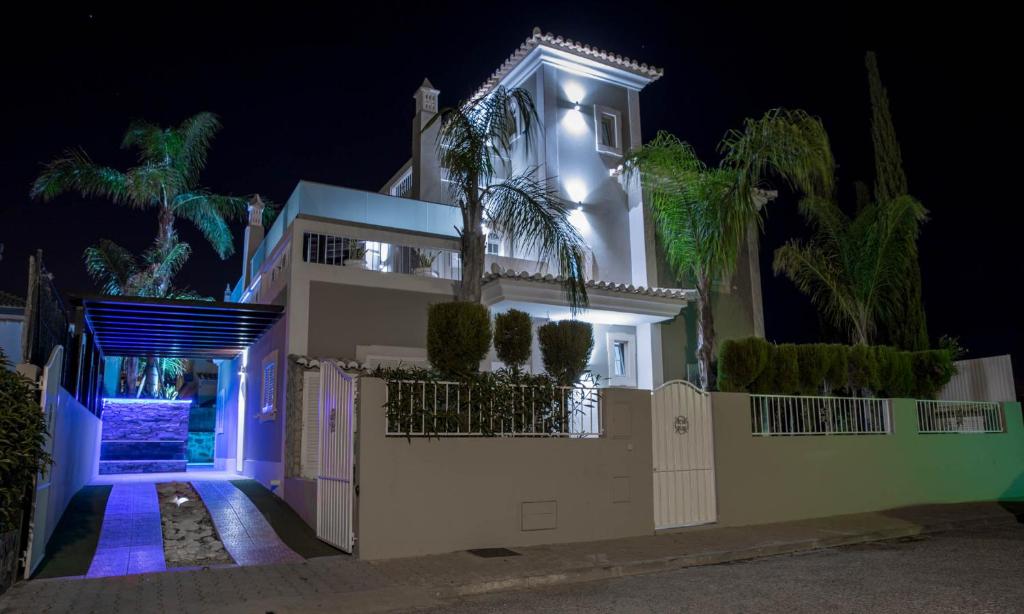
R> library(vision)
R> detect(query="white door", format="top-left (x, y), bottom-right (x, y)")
top-left (315, 360), bottom-right (355, 552)
top-left (23, 346), bottom-right (63, 578)
top-left (652, 380), bottom-right (717, 529)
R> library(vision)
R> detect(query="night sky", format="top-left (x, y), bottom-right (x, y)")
top-left (2, 4), bottom-right (1018, 372)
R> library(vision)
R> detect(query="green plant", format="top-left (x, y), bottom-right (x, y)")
top-left (625, 109), bottom-right (833, 389)
top-left (426, 302), bottom-right (492, 378)
top-left (822, 344), bottom-right (849, 394)
top-left (411, 248), bottom-right (438, 269)
top-left (938, 334), bottom-right (967, 361)
top-left (796, 344), bottom-right (830, 395)
top-left (848, 344), bottom-right (879, 394)
top-left (910, 349), bottom-right (956, 399)
top-left (537, 320), bottom-right (594, 386)
top-left (774, 344), bottom-right (801, 395)
top-left (717, 337), bottom-right (769, 392)
top-left (493, 309), bottom-right (532, 371)
top-left (0, 349), bottom-right (53, 532)
top-left (32, 113), bottom-right (275, 289)
top-left (874, 345), bottom-right (913, 397)
top-left (348, 242), bottom-right (367, 260)
top-left (428, 86), bottom-right (587, 309)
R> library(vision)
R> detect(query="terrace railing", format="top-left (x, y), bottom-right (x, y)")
top-left (302, 232), bottom-right (462, 281)
top-left (916, 400), bottom-right (1004, 434)
top-left (385, 379), bottom-right (601, 438)
top-left (750, 394), bottom-right (891, 436)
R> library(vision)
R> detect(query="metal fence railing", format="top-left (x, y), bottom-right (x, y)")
top-left (302, 232), bottom-right (462, 281)
top-left (916, 400), bottom-right (1004, 434)
top-left (750, 394), bottom-right (891, 436)
top-left (385, 380), bottom-right (601, 437)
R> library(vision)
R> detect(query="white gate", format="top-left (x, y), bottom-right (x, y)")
top-left (23, 346), bottom-right (63, 578)
top-left (315, 360), bottom-right (355, 552)
top-left (652, 380), bottom-right (717, 529)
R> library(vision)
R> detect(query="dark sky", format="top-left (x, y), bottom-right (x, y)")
top-left (2, 3), bottom-right (1019, 368)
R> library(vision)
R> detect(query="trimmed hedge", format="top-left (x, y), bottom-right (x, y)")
top-left (427, 301), bottom-right (492, 377)
top-left (717, 337), bottom-right (955, 398)
top-left (537, 320), bottom-right (594, 386)
top-left (493, 309), bottom-right (532, 371)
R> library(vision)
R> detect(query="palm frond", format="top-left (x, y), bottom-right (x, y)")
top-left (83, 239), bottom-right (140, 296)
top-left (31, 148), bottom-right (132, 205)
top-left (484, 173), bottom-right (588, 310)
top-left (718, 108), bottom-right (835, 200)
top-left (172, 193), bottom-right (236, 258)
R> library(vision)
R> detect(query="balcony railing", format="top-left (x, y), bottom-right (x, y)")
top-left (302, 232), bottom-right (462, 281)
top-left (750, 394), bottom-right (891, 436)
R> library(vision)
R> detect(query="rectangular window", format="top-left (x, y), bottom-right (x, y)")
top-left (612, 341), bottom-right (627, 376)
top-left (486, 232), bottom-right (502, 256)
top-left (261, 351), bottom-right (278, 419)
top-left (593, 105), bottom-right (623, 156)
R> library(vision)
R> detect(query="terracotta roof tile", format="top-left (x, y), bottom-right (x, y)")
top-left (482, 265), bottom-right (694, 301)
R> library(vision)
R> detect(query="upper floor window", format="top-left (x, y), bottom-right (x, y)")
top-left (606, 332), bottom-right (636, 387)
top-left (485, 232), bottom-right (503, 256)
top-left (594, 105), bottom-right (623, 156)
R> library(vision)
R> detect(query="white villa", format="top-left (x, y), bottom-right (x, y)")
top-left (215, 28), bottom-right (765, 522)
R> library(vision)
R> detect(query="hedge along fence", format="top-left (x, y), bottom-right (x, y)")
top-left (718, 337), bottom-right (955, 398)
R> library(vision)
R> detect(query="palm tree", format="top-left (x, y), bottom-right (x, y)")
top-left (32, 112), bottom-right (274, 291)
top-left (773, 195), bottom-right (927, 346)
top-left (625, 110), bottom-right (834, 389)
top-left (429, 87), bottom-right (588, 309)
top-left (84, 236), bottom-right (207, 397)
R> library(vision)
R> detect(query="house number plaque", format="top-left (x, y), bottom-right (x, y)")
top-left (674, 415), bottom-right (689, 434)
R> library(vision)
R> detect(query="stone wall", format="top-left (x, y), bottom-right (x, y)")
top-left (99, 399), bottom-right (191, 474)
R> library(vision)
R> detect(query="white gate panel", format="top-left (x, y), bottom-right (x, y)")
top-left (652, 380), bottom-right (717, 529)
top-left (23, 346), bottom-right (62, 578)
top-left (315, 361), bottom-right (355, 553)
top-left (300, 370), bottom-right (321, 480)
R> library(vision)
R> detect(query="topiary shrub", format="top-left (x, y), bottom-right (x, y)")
top-left (796, 344), bottom-right (830, 395)
top-left (537, 320), bottom-right (594, 386)
top-left (848, 344), bottom-right (879, 394)
top-left (823, 344), bottom-right (849, 394)
top-left (910, 349), bottom-right (956, 399)
top-left (427, 301), bottom-right (492, 378)
top-left (717, 337), bottom-right (769, 392)
top-left (774, 344), bottom-right (801, 395)
top-left (493, 309), bottom-right (532, 372)
top-left (874, 346), bottom-right (914, 398)
top-left (0, 349), bottom-right (52, 534)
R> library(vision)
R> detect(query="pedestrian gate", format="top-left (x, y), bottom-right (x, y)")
top-left (315, 360), bottom-right (355, 552)
top-left (651, 380), bottom-right (717, 529)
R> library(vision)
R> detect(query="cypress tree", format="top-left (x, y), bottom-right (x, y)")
top-left (867, 51), bottom-right (929, 350)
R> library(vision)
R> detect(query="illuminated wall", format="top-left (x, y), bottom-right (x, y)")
top-left (98, 398), bottom-right (191, 474)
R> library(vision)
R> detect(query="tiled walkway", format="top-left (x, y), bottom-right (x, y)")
top-left (192, 481), bottom-right (304, 566)
top-left (86, 483), bottom-right (166, 577)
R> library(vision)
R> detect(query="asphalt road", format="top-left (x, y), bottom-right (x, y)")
top-left (418, 525), bottom-right (1024, 613)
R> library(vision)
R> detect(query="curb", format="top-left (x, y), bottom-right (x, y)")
top-left (448, 513), bottom-right (1017, 598)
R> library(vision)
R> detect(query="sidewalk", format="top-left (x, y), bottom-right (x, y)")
top-left (2, 501), bottom-right (1019, 613)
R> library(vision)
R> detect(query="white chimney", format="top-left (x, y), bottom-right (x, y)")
top-left (411, 78), bottom-right (443, 203)
top-left (241, 195), bottom-right (266, 292)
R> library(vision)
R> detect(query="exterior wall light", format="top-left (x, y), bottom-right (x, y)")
top-left (573, 102), bottom-right (581, 111)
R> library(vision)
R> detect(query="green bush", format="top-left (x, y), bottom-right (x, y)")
top-left (0, 349), bottom-right (52, 532)
top-left (796, 344), bottom-right (830, 395)
top-left (427, 302), bottom-right (492, 377)
top-left (910, 349), bottom-right (956, 399)
top-left (774, 344), bottom-right (801, 395)
top-left (493, 309), bottom-right (532, 371)
top-left (848, 344), bottom-right (879, 392)
top-left (823, 344), bottom-right (849, 393)
top-left (537, 320), bottom-right (594, 386)
top-left (717, 337), bottom-right (769, 392)
top-left (715, 338), bottom-right (954, 398)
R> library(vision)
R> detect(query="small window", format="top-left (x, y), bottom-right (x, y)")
top-left (593, 105), bottom-right (622, 156)
top-left (486, 232), bottom-right (502, 256)
top-left (606, 332), bottom-right (636, 387)
top-left (261, 351), bottom-right (278, 419)
top-left (612, 341), bottom-right (627, 376)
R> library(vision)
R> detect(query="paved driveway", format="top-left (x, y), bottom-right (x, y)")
top-left (422, 525), bottom-right (1024, 613)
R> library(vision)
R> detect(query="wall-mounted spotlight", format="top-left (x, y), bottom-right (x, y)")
top-left (573, 101), bottom-right (581, 111)
top-left (576, 202), bottom-right (583, 212)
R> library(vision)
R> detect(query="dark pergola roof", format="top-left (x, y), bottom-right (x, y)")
top-left (73, 295), bottom-right (284, 359)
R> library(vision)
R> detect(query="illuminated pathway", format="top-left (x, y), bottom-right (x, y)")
top-left (192, 481), bottom-right (304, 566)
top-left (86, 483), bottom-right (166, 577)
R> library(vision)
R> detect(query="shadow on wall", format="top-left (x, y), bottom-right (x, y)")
top-left (999, 473), bottom-right (1024, 523)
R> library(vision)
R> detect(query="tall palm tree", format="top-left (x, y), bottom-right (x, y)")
top-left (84, 236), bottom-right (207, 397)
top-left (428, 87), bottom-right (588, 309)
top-left (32, 112), bottom-right (274, 291)
top-left (625, 110), bottom-right (834, 389)
top-left (773, 195), bottom-right (927, 346)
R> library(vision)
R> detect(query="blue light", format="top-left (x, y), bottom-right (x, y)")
top-left (102, 398), bottom-right (193, 405)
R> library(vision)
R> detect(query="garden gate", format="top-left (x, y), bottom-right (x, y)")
top-left (651, 380), bottom-right (717, 529)
top-left (315, 360), bottom-right (355, 553)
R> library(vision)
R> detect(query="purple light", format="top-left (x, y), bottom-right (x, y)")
top-left (102, 398), bottom-right (193, 405)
